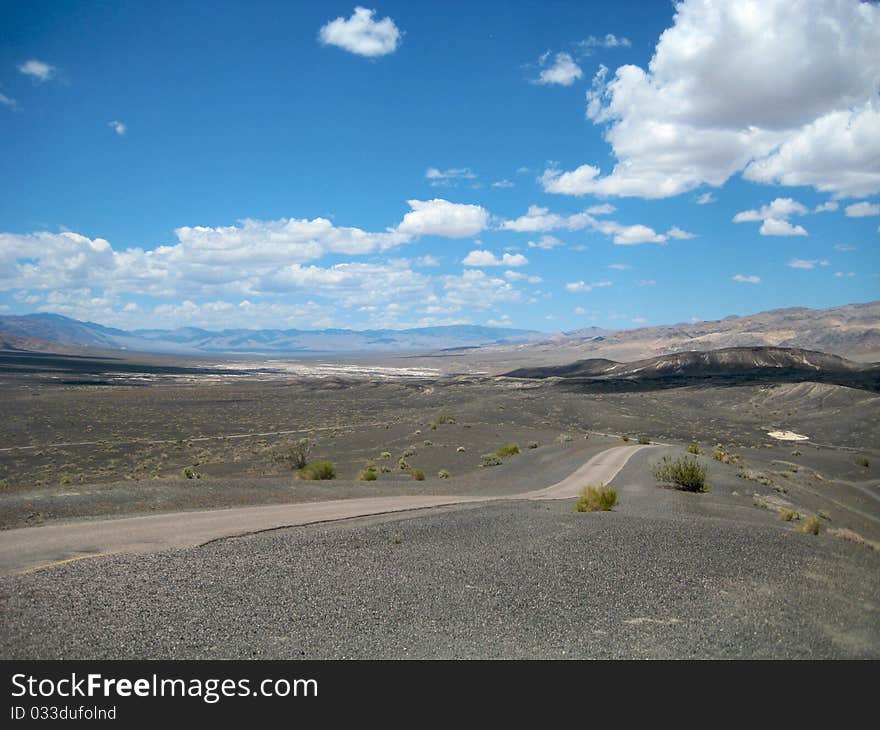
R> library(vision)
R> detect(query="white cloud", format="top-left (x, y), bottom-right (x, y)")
top-left (787, 258), bottom-right (829, 269)
top-left (834, 271), bottom-right (856, 278)
top-left (814, 201), bottom-right (838, 213)
top-left (18, 59), bottom-right (56, 82)
top-left (667, 226), bottom-right (696, 240)
top-left (397, 199), bottom-right (489, 238)
top-left (733, 198), bottom-right (808, 223)
top-left (608, 263), bottom-right (631, 270)
top-left (541, 0), bottom-right (880, 198)
top-left (527, 235), bottom-right (563, 250)
top-left (318, 6), bottom-right (401, 57)
top-left (500, 205), bottom-right (593, 232)
top-left (597, 221), bottom-right (666, 245)
top-left (537, 52), bottom-right (583, 86)
top-left (833, 243), bottom-right (856, 252)
top-left (734, 197), bottom-right (809, 236)
top-left (108, 120), bottom-right (126, 136)
top-left (731, 274), bottom-right (761, 284)
top-left (462, 250), bottom-right (528, 267)
top-left (759, 219), bottom-right (808, 237)
top-left (0, 91), bottom-right (18, 109)
top-left (441, 269), bottom-right (521, 309)
top-left (695, 192), bottom-right (715, 205)
top-left (582, 34), bottom-right (632, 49)
top-left (638, 279), bottom-right (656, 287)
top-left (504, 270), bottom-right (541, 283)
top-left (565, 280), bottom-right (612, 293)
top-left (585, 203), bottom-right (616, 215)
top-left (426, 167), bottom-right (476, 186)
top-left (491, 180), bottom-right (514, 188)
top-left (845, 201), bottom-right (880, 217)
top-left (413, 255), bottom-right (440, 267)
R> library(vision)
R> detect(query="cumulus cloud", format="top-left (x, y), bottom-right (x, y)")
top-left (462, 250), bottom-right (528, 267)
top-left (731, 274), bottom-right (761, 284)
top-left (845, 201), bottom-right (880, 217)
top-left (503, 270), bottom-right (541, 283)
top-left (541, 0), bottom-right (880, 198)
top-left (319, 6), bottom-right (401, 57)
top-left (501, 205), bottom-right (591, 232)
top-left (397, 199), bottom-right (489, 238)
top-left (814, 201), bottom-right (839, 213)
top-left (585, 203), bottom-right (616, 215)
top-left (608, 263), bottom-right (631, 270)
top-left (527, 235), bottom-right (563, 250)
top-left (18, 59), bottom-right (56, 82)
top-left (734, 197), bottom-right (809, 236)
top-left (491, 180), bottom-right (514, 188)
top-left (667, 226), bottom-right (696, 240)
top-left (581, 34), bottom-right (631, 49)
top-left (0, 90), bottom-right (18, 109)
top-left (536, 52), bottom-right (583, 86)
top-left (759, 219), bottom-right (808, 237)
top-left (695, 192), bottom-right (716, 205)
top-left (426, 167), bottom-right (476, 187)
top-left (788, 258), bottom-right (829, 269)
top-left (833, 243), bottom-right (856, 252)
top-left (565, 280), bottom-right (612, 293)
top-left (441, 269), bottom-right (521, 309)
top-left (108, 120), bottom-right (126, 136)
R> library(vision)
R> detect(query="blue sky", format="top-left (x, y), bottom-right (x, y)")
top-left (1, 0), bottom-right (878, 332)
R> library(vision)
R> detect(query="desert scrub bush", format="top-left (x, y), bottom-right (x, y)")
top-left (652, 455), bottom-right (709, 492)
top-left (687, 443), bottom-right (702, 455)
top-left (358, 469), bottom-right (377, 481)
top-left (398, 458), bottom-right (410, 471)
top-left (182, 466), bottom-right (201, 479)
top-left (496, 443), bottom-right (520, 457)
top-left (456, 446), bottom-right (466, 453)
top-left (481, 454), bottom-right (503, 467)
top-left (574, 485), bottom-right (618, 512)
top-left (402, 447), bottom-right (417, 457)
top-left (853, 454), bottom-right (869, 468)
top-left (779, 509), bottom-right (801, 522)
top-left (380, 465), bottom-right (392, 473)
top-left (423, 440), bottom-right (433, 446)
top-left (527, 441), bottom-right (539, 449)
top-left (278, 438), bottom-right (312, 470)
top-left (296, 460), bottom-right (336, 480)
top-left (638, 436), bottom-right (651, 445)
top-left (621, 435), bottom-right (631, 442)
top-left (798, 515), bottom-right (821, 535)
top-left (557, 434), bottom-right (573, 443)
top-left (411, 469), bottom-right (426, 481)
top-left (430, 412), bottom-right (456, 428)
top-left (438, 469), bottom-right (450, 479)
top-left (380, 451), bottom-right (392, 459)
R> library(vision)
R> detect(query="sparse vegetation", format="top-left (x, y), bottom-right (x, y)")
top-left (557, 434), bottom-right (573, 443)
top-left (779, 509), bottom-right (801, 522)
top-left (496, 443), bottom-right (520, 457)
top-left (574, 484), bottom-right (618, 512)
top-left (296, 460), bottom-right (336, 480)
top-left (621, 435), bottom-right (631, 442)
top-left (438, 469), bottom-right (450, 479)
top-left (423, 440), bottom-right (432, 446)
top-left (527, 441), bottom-right (539, 449)
top-left (652, 455), bottom-right (709, 492)
top-left (798, 515), bottom-right (821, 535)
top-left (828, 528), bottom-right (880, 551)
top-left (638, 436), bottom-right (651, 445)
top-left (853, 454), bottom-right (869, 468)
top-left (182, 466), bottom-right (199, 479)
top-left (358, 469), bottom-right (377, 481)
top-left (398, 458), bottom-right (410, 471)
top-left (430, 412), bottom-right (456, 428)
top-left (456, 446), bottom-right (466, 453)
top-left (687, 443), bottom-right (702, 455)
top-left (278, 438), bottom-right (312, 470)
top-left (411, 468), bottom-right (426, 481)
top-left (481, 453), bottom-right (503, 467)
top-left (379, 451), bottom-right (392, 459)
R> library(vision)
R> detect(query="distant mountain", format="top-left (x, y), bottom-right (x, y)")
top-left (486, 301), bottom-right (880, 365)
top-left (505, 346), bottom-right (880, 392)
top-left (0, 313), bottom-right (543, 355)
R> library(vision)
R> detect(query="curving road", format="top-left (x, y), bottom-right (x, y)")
top-left (0, 444), bottom-right (653, 576)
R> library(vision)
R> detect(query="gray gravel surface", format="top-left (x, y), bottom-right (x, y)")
top-left (3, 452), bottom-right (878, 659)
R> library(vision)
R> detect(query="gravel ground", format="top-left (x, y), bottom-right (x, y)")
top-left (3, 455), bottom-right (877, 659)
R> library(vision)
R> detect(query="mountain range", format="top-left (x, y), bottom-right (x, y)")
top-left (0, 300), bottom-right (877, 360)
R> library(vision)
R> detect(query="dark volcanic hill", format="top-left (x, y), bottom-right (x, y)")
top-left (505, 346), bottom-right (880, 393)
